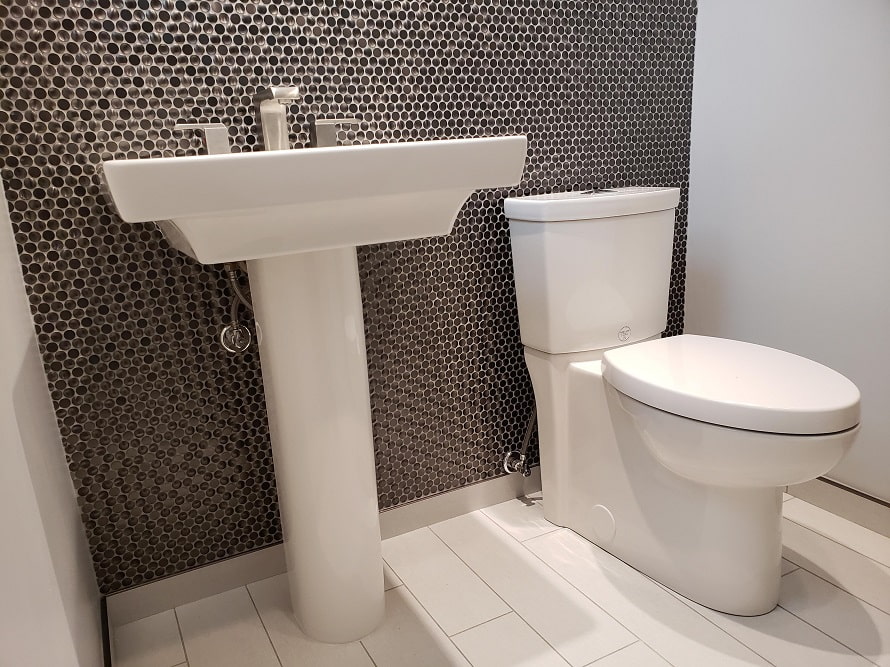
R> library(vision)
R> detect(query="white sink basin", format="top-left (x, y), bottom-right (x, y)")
top-left (101, 136), bottom-right (528, 263)
top-left (100, 134), bottom-right (527, 643)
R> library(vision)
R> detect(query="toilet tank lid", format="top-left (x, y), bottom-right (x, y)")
top-left (504, 187), bottom-right (681, 222)
top-left (602, 335), bottom-right (861, 435)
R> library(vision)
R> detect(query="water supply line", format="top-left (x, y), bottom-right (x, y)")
top-left (504, 400), bottom-right (536, 477)
top-left (219, 262), bottom-right (254, 353)
top-left (226, 262), bottom-right (254, 313)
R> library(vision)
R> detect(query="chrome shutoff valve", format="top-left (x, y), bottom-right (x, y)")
top-left (220, 323), bottom-right (252, 353)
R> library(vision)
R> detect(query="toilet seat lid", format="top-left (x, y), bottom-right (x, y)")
top-left (602, 335), bottom-right (860, 434)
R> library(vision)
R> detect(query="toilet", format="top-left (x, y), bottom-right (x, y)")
top-left (505, 187), bottom-right (860, 615)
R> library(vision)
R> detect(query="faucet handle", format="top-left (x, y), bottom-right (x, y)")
top-left (254, 86), bottom-right (301, 104)
top-left (309, 117), bottom-right (361, 148)
top-left (173, 122), bottom-right (231, 155)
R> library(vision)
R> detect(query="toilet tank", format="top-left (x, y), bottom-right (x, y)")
top-left (506, 187), bottom-right (681, 354)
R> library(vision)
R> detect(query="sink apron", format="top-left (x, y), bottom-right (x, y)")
top-left (248, 247), bottom-right (384, 642)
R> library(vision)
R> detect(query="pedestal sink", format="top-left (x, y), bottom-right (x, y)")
top-left (101, 136), bottom-right (528, 642)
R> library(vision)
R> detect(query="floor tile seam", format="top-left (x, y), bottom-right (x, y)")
top-left (775, 602), bottom-right (881, 666)
top-left (514, 527), bottom-right (652, 654)
top-left (358, 639), bottom-right (379, 667)
top-left (427, 518), bottom-right (583, 665)
top-left (781, 547), bottom-right (890, 612)
top-left (448, 609), bottom-right (514, 638)
top-left (522, 528), bottom-right (769, 667)
top-left (580, 640), bottom-right (646, 667)
top-left (656, 574), bottom-right (870, 665)
top-left (375, 580), bottom-right (473, 666)
top-left (477, 504), bottom-right (562, 542)
top-left (776, 596), bottom-right (890, 664)
top-left (650, 551), bottom-right (887, 664)
top-left (462, 515), bottom-right (644, 662)
top-left (244, 585), bottom-right (284, 667)
top-left (380, 547), bottom-right (507, 642)
top-left (450, 611), bottom-right (573, 667)
top-left (783, 515), bottom-right (890, 569)
top-left (519, 525), bottom-right (563, 542)
top-left (645, 577), bottom-right (779, 667)
top-left (478, 504), bottom-right (563, 545)
top-left (407, 524), bottom-right (515, 632)
top-left (776, 604), bottom-right (877, 665)
top-left (172, 607), bottom-right (191, 667)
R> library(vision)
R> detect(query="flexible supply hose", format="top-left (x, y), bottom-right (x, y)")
top-left (224, 263), bottom-right (254, 313)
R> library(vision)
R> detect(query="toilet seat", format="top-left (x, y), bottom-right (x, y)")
top-left (602, 335), bottom-right (860, 435)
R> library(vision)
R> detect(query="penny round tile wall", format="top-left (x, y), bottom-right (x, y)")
top-left (0, 1), bottom-right (696, 593)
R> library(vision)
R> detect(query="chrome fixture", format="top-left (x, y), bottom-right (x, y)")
top-left (309, 117), bottom-right (361, 148)
top-left (220, 262), bottom-right (253, 354)
top-left (220, 322), bottom-right (251, 353)
top-left (504, 400), bottom-right (536, 477)
top-left (173, 122), bottom-right (231, 155)
top-left (254, 86), bottom-right (301, 151)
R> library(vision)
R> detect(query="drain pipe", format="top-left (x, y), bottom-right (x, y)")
top-left (504, 400), bottom-right (536, 477)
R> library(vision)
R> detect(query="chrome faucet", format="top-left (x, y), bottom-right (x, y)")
top-left (308, 117), bottom-right (361, 148)
top-left (254, 86), bottom-right (301, 151)
top-left (173, 123), bottom-right (231, 155)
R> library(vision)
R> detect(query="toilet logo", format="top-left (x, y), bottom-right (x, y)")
top-left (618, 325), bottom-right (631, 342)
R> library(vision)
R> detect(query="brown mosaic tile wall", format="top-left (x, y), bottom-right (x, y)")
top-left (0, 0), bottom-right (696, 593)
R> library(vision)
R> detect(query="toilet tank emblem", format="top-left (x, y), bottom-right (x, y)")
top-left (618, 325), bottom-right (631, 342)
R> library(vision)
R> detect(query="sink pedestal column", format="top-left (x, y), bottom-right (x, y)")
top-left (248, 247), bottom-right (384, 643)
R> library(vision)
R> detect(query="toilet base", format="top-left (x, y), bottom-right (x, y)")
top-left (568, 481), bottom-right (783, 616)
top-left (525, 348), bottom-right (784, 616)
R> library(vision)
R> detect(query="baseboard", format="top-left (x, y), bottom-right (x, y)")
top-left (379, 466), bottom-right (541, 539)
top-left (106, 541), bottom-right (289, 628)
top-left (788, 477), bottom-right (890, 538)
top-left (106, 468), bottom-right (541, 628)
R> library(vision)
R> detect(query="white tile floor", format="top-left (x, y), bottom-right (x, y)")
top-left (114, 493), bottom-right (890, 667)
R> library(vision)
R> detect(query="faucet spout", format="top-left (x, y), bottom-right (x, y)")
top-left (254, 86), bottom-right (300, 151)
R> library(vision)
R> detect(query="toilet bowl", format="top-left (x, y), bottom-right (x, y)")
top-left (507, 188), bottom-right (861, 615)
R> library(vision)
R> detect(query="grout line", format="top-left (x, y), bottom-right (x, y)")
top-left (477, 503), bottom-right (562, 542)
top-left (471, 512), bottom-right (648, 650)
top-left (427, 519), bottom-right (578, 663)
top-left (583, 640), bottom-right (641, 665)
top-left (172, 607), bottom-right (191, 667)
top-left (381, 560), bottom-right (405, 592)
top-left (782, 520), bottom-right (890, 609)
top-left (780, 560), bottom-right (890, 622)
top-left (449, 642), bottom-right (474, 666)
top-left (783, 513), bottom-right (890, 569)
top-left (645, 577), bottom-right (777, 667)
top-left (521, 528), bottom-right (769, 667)
top-left (245, 585), bottom-right (284, 667)
top-left (391, 527), bottom-right (514, 637)
top-left (521, 529), bottom-right (563, 542)
top-left (448, 609), bottom-right (514, 638)
top-left (777, 602), bottom-right (881, 666)
top-left (520, 525), bottom-right (562, 541)
top-left (385, 536), bottom-right (517, 665)
top-left (358, 640), bottom-right (379, 667)
top-left (383, 579), bottom-right (474, 665)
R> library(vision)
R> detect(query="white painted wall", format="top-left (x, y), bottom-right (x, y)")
top-left (0, 188), bottom-right (103, 664)
top-left (686, 0), bottom-right (890, 501)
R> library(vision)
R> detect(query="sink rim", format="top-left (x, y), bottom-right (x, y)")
top-left (102, 135), bottom-right (529, 223)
